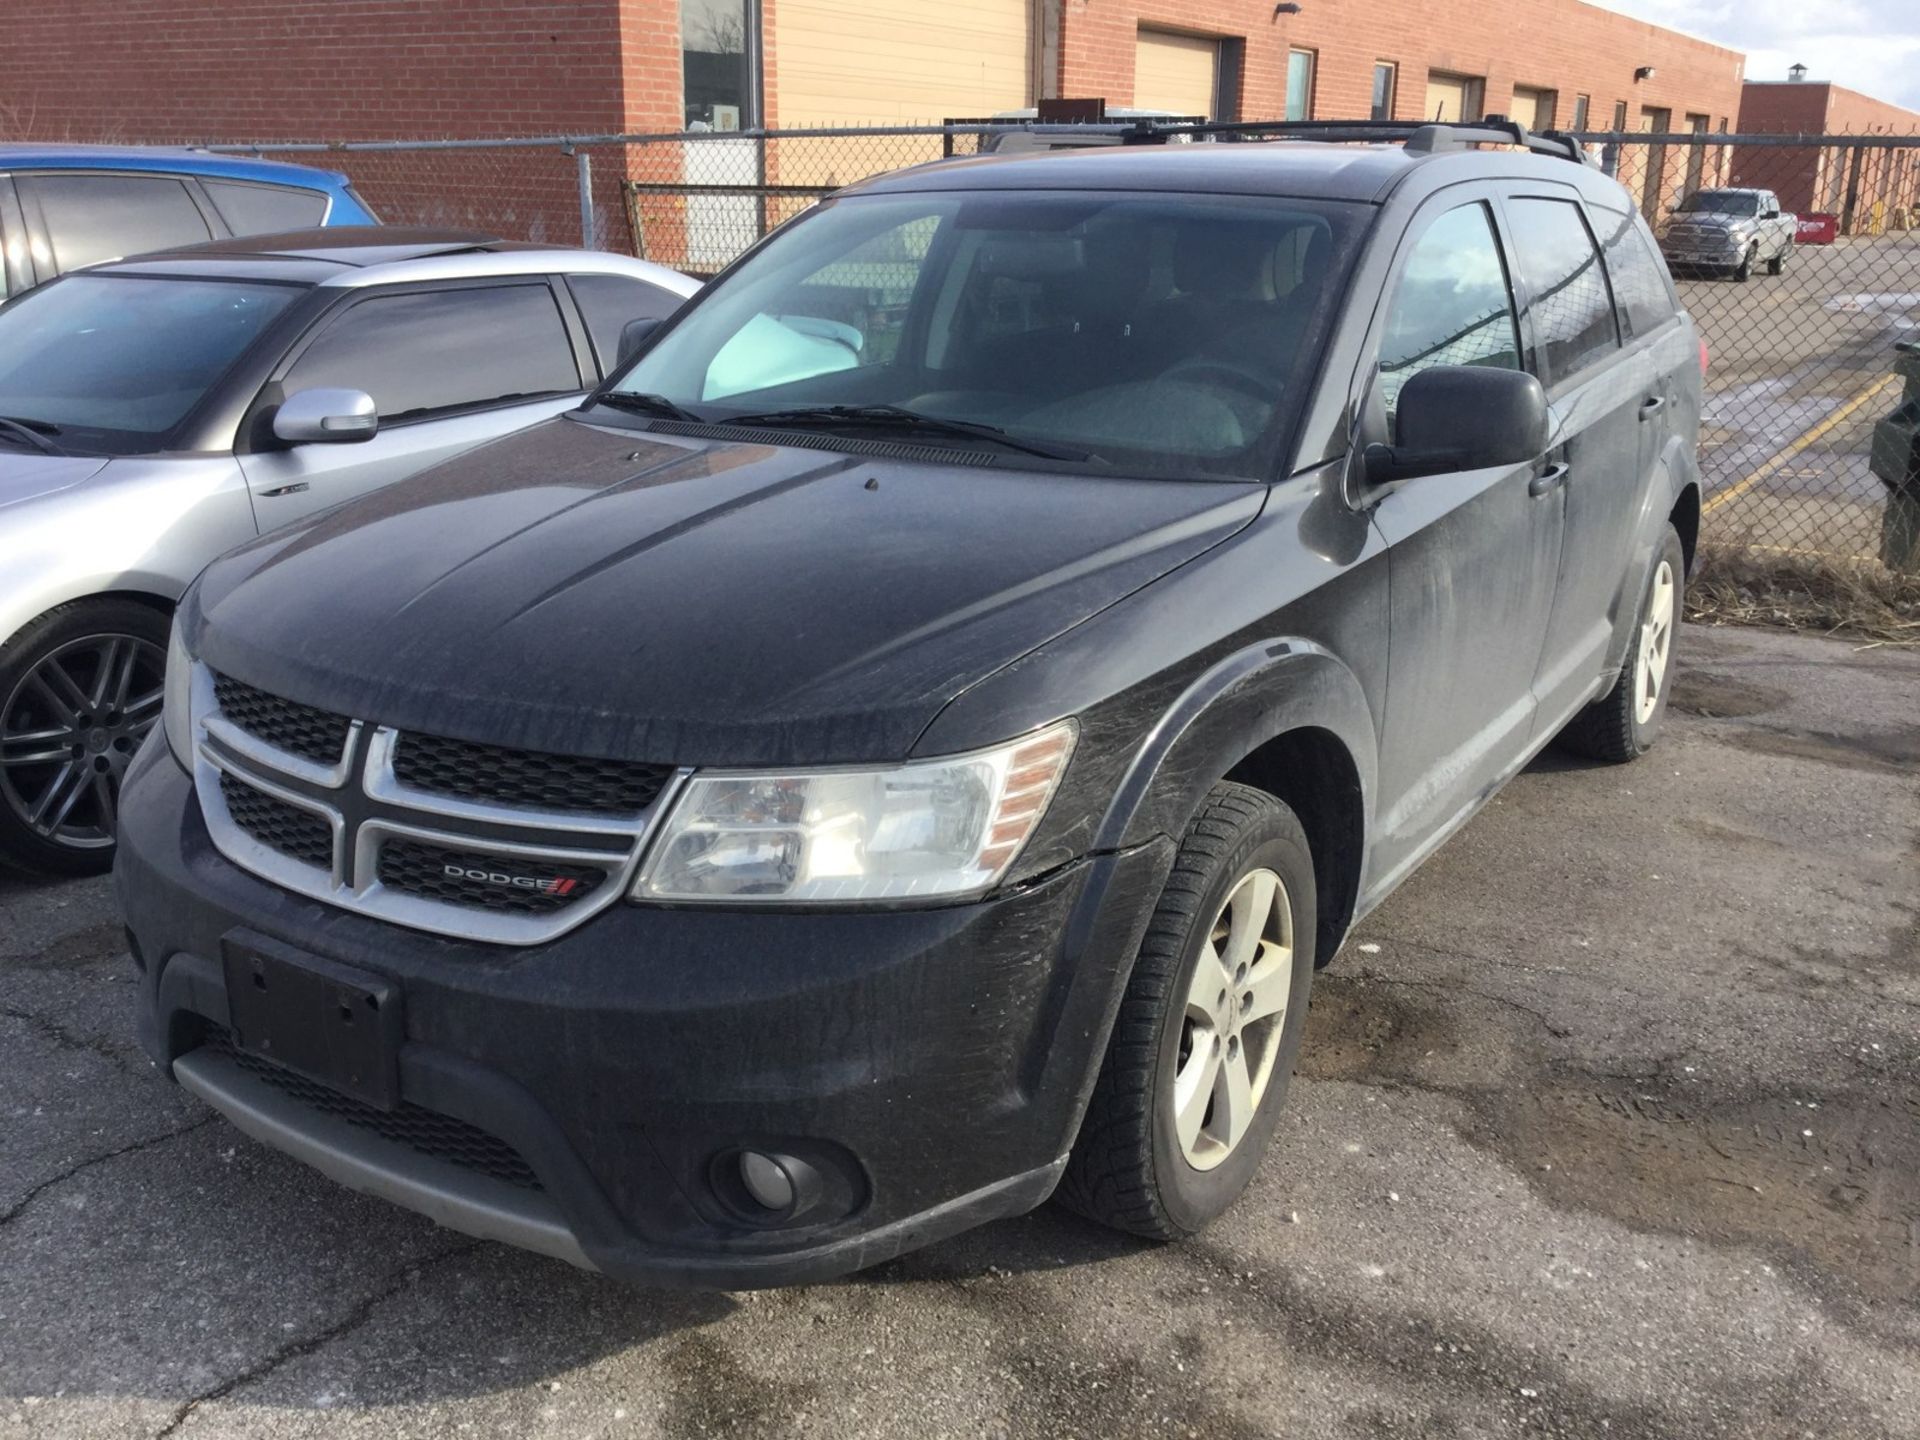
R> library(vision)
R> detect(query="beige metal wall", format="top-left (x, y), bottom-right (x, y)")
top-left (773, 0), bottom-right (1032, 126)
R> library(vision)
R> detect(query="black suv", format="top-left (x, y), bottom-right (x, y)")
top-left (116, 123), bottom-right (1703, 1287)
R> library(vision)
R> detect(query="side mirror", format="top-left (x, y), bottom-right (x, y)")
top-left (616, 316), bottom-right (663, 366)
top-left (1364, 366), bottom-right (1548, 484)
top-left (273, 387), bottom-right (378, 445)
top-left (1763, 208), bottom-right (1781, 220)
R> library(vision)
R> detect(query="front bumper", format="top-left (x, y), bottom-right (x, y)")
top-left (114, 741), bottom-right (1173, 1287)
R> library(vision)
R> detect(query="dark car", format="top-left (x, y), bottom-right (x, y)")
top-left (116, 122), bottom-right (1704, 1288)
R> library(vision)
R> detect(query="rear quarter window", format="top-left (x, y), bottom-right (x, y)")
top-left (202, 180), bottom-right (330, 235)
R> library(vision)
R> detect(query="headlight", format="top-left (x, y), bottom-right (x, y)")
top-left (634, 721), bottom-right (1076, 904)
top-left (162, 614), bottom-right (195, 773)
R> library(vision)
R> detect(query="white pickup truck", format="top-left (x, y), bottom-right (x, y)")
top-left (1660, 186), bottom-right (1798, 281)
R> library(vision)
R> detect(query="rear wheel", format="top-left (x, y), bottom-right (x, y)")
top-left (1056, 783), bottom-right (1315, 1239)
top-left (0, 599), bottom-right (169, 876)
top-left (1555, 525), bottom-right (1684, 764)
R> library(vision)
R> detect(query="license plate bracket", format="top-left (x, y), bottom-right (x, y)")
top-left (220, 931), bottom-right (402, 1109)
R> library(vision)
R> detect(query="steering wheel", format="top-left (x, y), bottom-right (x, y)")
top-left (1163, 360), bottom-right (1276, 404)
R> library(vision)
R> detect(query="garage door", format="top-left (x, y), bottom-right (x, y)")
top-left (1135, 29), bottom-right (1218, 119)
top-left (774, 0), bottom-right (1030, 127)
top-left (1424, 72), bottom-right (1481, 123)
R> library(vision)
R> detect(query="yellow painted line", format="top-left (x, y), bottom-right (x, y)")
top-left (1703, 373), bottom-right (1901, 516)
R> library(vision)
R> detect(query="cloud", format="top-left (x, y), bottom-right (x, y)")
top-left (1586, 0), bottom-right (1920, 113)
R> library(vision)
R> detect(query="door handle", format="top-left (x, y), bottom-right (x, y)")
top-left (1528, 462), bottom-right (1570, 497)
top-left (1638, 395), bottom-right (1667, 421)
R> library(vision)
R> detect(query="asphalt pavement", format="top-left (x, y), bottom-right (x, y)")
top-left (3, 622), bottom-right (1916, 1439)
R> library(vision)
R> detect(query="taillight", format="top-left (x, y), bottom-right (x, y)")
top-left (1698, 337), bottom-right (1710, 376)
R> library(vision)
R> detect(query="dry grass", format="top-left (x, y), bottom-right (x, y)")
top-left (1688, 545), bottom-right (1920, 646)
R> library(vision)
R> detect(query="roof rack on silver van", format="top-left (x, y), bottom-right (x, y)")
top-left (1117, 115), bottom-right (1597, 167)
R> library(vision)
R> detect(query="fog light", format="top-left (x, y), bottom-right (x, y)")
top-left (739, 1151), bottom-right (795, 1212)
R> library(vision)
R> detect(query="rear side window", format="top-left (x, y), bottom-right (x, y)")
top-left (1378, 201), bottom-right (1522, 417)
top-left (1590, 203), bottom-right (1677, 341)
top-left (282, 284), bottom-right (582, 422)
top-left (565, 273), bottom-right (687, 371)
top-left (1504, 197), bottom-right (1619, 385)
top-left (202, 180), bottom-right (329, 235)
top-left (20, 173), bottom-right (213, 272)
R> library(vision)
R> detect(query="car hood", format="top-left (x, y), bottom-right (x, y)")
top-left (1673, 213), bottom-right (1752, 229)
top-left (0, 451), bottom-right (114, 509)
top-left (191, 416), bottom-right (1263, 766)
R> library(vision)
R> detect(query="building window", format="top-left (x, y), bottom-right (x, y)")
top-left (1572, 94), bottom-right (1590, 131)
top-left (1371, 62), bottom-right (1397, 121)
top-left (1611, 99), bottom-right (1628, 131)
top-left (683, 0), bottom-right (753, 130)
top-left (1286, 49), bottom-right (1316, 121)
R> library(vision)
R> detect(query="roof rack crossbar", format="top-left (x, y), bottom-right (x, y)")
top-left (1107, 115), bottom-right (1596, 167)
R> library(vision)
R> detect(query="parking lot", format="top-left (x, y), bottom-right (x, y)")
top-left (1685, 229), bottom-right (1920, 558)
top-left (4, 620), bottom-right (1916, 1439)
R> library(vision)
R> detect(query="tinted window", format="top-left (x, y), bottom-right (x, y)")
top-left (1505, 197), bottom-right (1619, 384)
top-left (0, 275), bottom-right (299, 452)
top-left (20, 174), bottom-right (212, 272)
top-left (202, 180), bottom-right (328, 235)
top-left (282, 285), bottom-right (581, 421)
top-left (1378, 202), bottom-right (1521, 417)
top-left (565, 273), bottom-right (687, 371)
top-left (1590, 202), bottom-right (1676, 340)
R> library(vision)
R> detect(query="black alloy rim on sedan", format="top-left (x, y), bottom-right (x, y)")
top-left (0, 634), bottom-right (167, 850)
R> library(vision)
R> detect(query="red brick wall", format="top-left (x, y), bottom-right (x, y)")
top-left (1, 0), bottom-right (632, 143)
top-left (1056, 0), bottom-right (1744, 131)
top-left (1737, 82), bottom-right (1920, 225)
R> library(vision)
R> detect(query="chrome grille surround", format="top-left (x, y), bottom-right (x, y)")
top-left (189, 665), bottom-right (689, 944)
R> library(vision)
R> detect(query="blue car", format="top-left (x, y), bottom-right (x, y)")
top-left (0, 146), bottom-right (377, 298)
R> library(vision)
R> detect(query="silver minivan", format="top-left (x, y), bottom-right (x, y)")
top-left (0, 227), bottom-right (697, 873)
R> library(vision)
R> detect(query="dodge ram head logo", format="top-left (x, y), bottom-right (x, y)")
top-left (443, 863), bottom-right (582, 896)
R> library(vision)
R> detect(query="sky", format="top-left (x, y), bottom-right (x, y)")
top-left (1588, 0), bottom-right (1920, 115)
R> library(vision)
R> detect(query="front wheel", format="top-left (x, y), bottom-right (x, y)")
top-left (1733, 245), bottom-right (1756, 282)
top-left (0, 598), bottom-right (170, 876)
top-left (1766, 246), bottom-right (1788, 276)
top-left (1555, 525), bottom-right (1684, 764)
top-left (1056, 783), bottom-right (1316, 1240)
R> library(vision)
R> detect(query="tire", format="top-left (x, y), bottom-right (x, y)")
top-left (1733, 245), bottom-right (1755, 283)
top-left (1056, 782), bottom-right (1316, 1240)
top-left (0, 598), bottom-right (170, 877)
top-left (1555, 525), bottom-right (1685, 765)
top-left (1766, 246), bottom-right (1787, 276)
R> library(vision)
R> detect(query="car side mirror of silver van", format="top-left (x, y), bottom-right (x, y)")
top-left (273, 388), bottom-right (379, 445)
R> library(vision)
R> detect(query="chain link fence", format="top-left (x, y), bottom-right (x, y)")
top-left (209, 124), bottom-right (1920, 572)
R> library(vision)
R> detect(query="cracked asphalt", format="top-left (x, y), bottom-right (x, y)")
top-left (3, 622), bottom-right (1916, 1439)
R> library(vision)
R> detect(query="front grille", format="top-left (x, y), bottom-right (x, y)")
top-left (199, 1025), bottom-right (543, 1191)
top-left (392, 731), bottom-right (672, 815)
top-left (213, 673), bottom-right (352, 766)
top-left (377, 839), bottom-right (605, 914)
top-left (219, 772), bottom-right (333, 869)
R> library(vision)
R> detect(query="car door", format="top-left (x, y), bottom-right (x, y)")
top-left (13, 172), bottom-right (218, 281)
top-left (1760, 190), bottom-right (1793, 258)
top-left (237, 278), bottom-right (590, 527)
top-left (1498, 187), bottom-right (1644, 730)
top-left (1360, 189), bottom-right (1565, 891)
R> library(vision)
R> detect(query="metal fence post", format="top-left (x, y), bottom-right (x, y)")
top-left (575, 148), bottom-right (595, 249)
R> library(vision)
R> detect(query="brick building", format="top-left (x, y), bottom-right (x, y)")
top-left (6, 0), bottom-right (1746, 145)
top-left (1736, 76), bottom-right (1920, 227)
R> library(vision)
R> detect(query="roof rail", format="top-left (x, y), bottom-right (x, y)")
top-left (1113, 115), bottom-right (1597, 167)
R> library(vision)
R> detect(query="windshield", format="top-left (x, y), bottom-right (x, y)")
top-left (606, 190), bottom-right (1365, 480)
top-left (0, 274), bottom-right (301, 454)
top-left (1678, 192), bottom-right (1760, 216)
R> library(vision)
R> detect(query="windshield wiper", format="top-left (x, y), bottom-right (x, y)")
top-left (0, 416), bottom-right (65, 457)
top-left (592, 391), bottom-right (704, 423)
top-left (717, 404), bottom-right (1090, 462)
